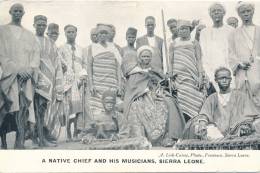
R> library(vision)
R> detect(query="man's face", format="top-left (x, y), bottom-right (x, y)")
top-left (65, 26), bottom-right (77, 42)
top-left (178, 26), bottom-right (191, 39)
top-left (47, 30), bottom-right (59, 42)
top-left (34, 20), bottom-right (47, 36)
top-left (126, 34), bottom-right (136, 45)
top-left (91, 33), bottom-right (98, 43)
top-left (227, 18), bottom-right (238, 28)
top-left (9, 5), bottom-right (24, 22)
top-left (210, 5), bottom-right (225, 23)
top-left (145, 19), bottom-right (155, 34)
top-left (103, 98), bottom-right (115, 112)
top-left (215, 70), bottom-right (232, 92)
top-left (139, 50), bottom-right (152, 66)
top-left (168, 22), bottom-right (178, 36)
top-left (238, 6), bottom-right (254, 23)
top-left (97, 30), bottom-right (108, 43)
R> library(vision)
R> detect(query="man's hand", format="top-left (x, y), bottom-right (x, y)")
top-left (239, 61), bottom-right (251, 70)
top-left (194, 120), bottom-right (207, 139)
top-left (239, 124), bottom-right (253, 136)
top-left (62, 64), bottom-right (67, 73)
top-left (89, 84), bottom-right (97, 96)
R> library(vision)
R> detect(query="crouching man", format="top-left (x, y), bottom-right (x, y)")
top-left (81, 89), bottom-right (127, 144)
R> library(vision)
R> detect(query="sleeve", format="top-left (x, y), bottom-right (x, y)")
top-left (87, 45), bottom-right (94, 85)
top-left (29, 37), bottom-right (41, 69)
top-left (82, 47), bottom-right (88, 74)
top-left (194, 40), bottom-right (204, 74)
top-left (55, 51), bottom-right (64, 101)
top-left (136, 38), bottom-right (141, 50)
top-left (199, 29), bottom-right (209, 71)
top-left (0, 33), bottom-right (18, 77)
top-left (29, 37), bottom-right (41, 83)
top-left (199, 95), bottom-right (216, 123)
top-left (228, 30), bottom-right (241, 75)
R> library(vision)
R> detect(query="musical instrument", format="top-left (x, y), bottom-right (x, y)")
top-left (174, 135), bottom-right (260, 150)
top-left (82, 137), bottom-right (152, 150)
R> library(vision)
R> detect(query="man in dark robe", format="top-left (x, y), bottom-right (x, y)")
top-left (183, 67), bottom-right (260, 139)
top-left (136, 16), bottom-right (163, 71)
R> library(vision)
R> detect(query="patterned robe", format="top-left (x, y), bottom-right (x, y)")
top-left (171, 38), bottom-right (205, 118)
top-left (87, 43), bottom-right (121, 121)
top-left (35, 36), bottom-right (63, 139)
top-left (59, 43), bottom-right (85, 116)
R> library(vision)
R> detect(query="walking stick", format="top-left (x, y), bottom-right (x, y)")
top-left (161, 9), bottom-right (173, 94)
top-left (82, 79), bottom-right (86, 130)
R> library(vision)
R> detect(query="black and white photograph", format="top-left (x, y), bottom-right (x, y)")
top-left (0, 0), bottom-right (260, 153)
top-left (2, 0), bottom-right (260, 172)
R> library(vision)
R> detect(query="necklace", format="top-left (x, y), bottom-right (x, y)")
top-left (242, 25), bottom-right (256, 63)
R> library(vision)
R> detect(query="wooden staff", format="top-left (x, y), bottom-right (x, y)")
top-left (161, 9), bottom-right (172, 93)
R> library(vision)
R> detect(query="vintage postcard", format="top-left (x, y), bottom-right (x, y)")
top-left (0, 0), bottom-right (260, 172)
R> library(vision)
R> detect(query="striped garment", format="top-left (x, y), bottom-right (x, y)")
top-left (173, 42), bottom-right (205, 118)
top-left (89, 51), bottom-right (119, 120)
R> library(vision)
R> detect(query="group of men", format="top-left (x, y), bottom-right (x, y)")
top-left (0, 1), bottom-right (260, 149)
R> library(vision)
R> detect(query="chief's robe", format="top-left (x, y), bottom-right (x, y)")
top-left (123, 64), bottom-right (185, 144)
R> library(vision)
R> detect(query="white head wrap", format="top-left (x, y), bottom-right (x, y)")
top-left (208, 2), bottom-right (226, 14)
top-left (177, 20), bottom-right (192, 29)
top-left (236, 1), bottom-right (255, 12)
top-left (137, 45), bottom-right (154, 58)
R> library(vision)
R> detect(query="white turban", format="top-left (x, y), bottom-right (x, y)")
top-left (137, 45), bottom-right (154, 58)
top-left (177, 20), bottom-right (192, 29)
top-left (236, 1), bottom-right (255, 12)
top-left (208, 2), bottom-right (226, 14)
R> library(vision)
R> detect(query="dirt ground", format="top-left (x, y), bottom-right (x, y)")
top-left (3, 127), bottom-right (167, 150)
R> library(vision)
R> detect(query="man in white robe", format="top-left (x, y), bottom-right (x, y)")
top-left (228, 2), bottom-right (260, 110)
top-left (200, 3), bottom-right (234, 91)
top-left (0, 3), bottom-right (40, 149)
top-left (59, 25), bottom-right (86, 141)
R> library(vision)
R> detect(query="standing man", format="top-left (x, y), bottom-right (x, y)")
top-left (59, 24), bottom-right (86, 141)
top-left (33, 15), bottom-right (63, 147)
top-left (229, 2), bottom-right (260, 110)
top-left (0, 3), bottom-right (40, 149)
top-left (107, 24), bottom-right (122, 55)
top-left (226, 17), bottom-right (239, 28)
top-left (200, 3), bottom-right (234, 91)
top-left (46, 23), bottom-right (60, 42)
top-left (90, 27), bottom-right (98, 44)
top-left (162, 18), bottom-right (178, 74)
top-left (121, 27), bottom-right (138, 77)
top-left (136, 16), bottom-right (163, 71)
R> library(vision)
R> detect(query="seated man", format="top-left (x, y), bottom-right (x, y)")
top-left (183, 67), bottom-right (260, 140)
top-left (81, 89), bottom-right (126, 144)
